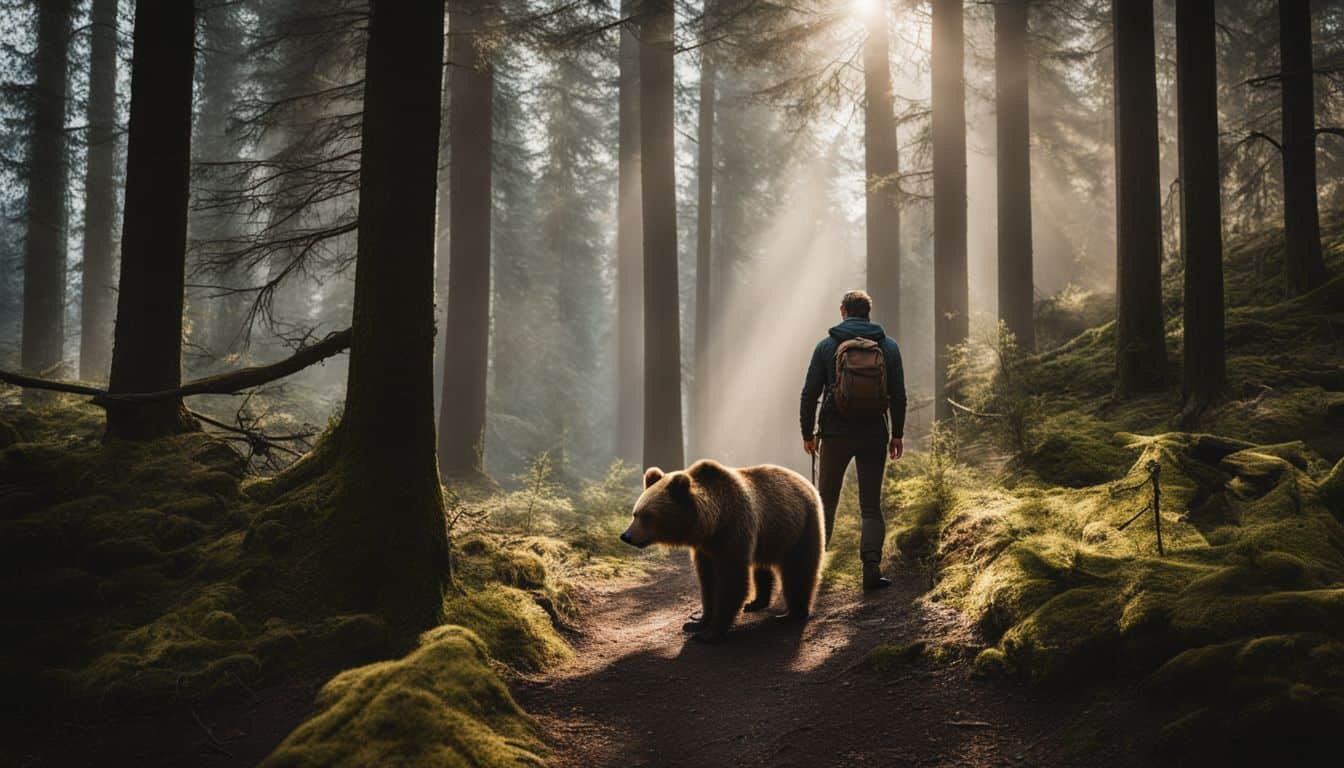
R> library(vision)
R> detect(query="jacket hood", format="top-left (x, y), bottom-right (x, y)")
top-left (828, 316), bottom-right (886, 343)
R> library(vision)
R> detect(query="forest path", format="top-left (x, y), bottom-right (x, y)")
top-left (512, 561), bottom-right (1146, 768)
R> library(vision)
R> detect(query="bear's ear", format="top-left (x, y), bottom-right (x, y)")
top-left (666, 472), bottom-right (691, 499)
top-left (643, 467), bottom-right (665, 488)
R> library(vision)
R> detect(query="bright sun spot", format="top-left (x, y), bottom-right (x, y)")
top-left (852, 0), bottom-right (879, 19)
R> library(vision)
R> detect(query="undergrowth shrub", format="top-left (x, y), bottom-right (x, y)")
top-left (947, 321), bottom-right (1043, 460)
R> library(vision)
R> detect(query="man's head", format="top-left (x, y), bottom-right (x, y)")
top-left (840, 290), bottom-right (872, 319)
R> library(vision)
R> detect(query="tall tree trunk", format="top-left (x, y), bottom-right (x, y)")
top-left (932, 0), bottom-right (967, 421)
top-left (1280, 0), bottom-right (1328, 295)
top-left (863, 0), bottom-right (901, 334)
top-left (995, 0), bottom-right (1034, 351)
top-left (1112, 0), bottom-right (1168, 394)
top-left (1177, 0), bottom-right (1225, 404)
top-left (105, 0), bottom-right (198, 439)
top-left (640, 0), bottom-right (685, 470)
top-left (79, 0), bottom-right (119, 381)
top-left (21, 0), bottom-right (73, 377)
top-left (616, 1), bottom-right (644, 465)
top-left (691, 31), bottom-right (715, 460)
top-left (306, 0), bottom-right (450, 633)
top-left (434, 39), bottom-right (451, 422)
top-left (439, 0), bottom-right (494, 477)
top-left (195, 2), bottom-right (246, 361)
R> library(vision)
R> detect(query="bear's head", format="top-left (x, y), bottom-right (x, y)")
top-left (619, 467), bottom-right (702, 549)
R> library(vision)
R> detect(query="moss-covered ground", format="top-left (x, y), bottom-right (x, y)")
top-left (0, 399), bottom-right (646, 765)
top-left (874, 219), bottom-right (1344, 763)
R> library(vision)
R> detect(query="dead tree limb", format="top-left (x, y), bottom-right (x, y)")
top-left (0, 328), bottom-right (352, 404)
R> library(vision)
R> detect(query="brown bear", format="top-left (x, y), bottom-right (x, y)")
top-left (619, 459), bottom-right (825, 643)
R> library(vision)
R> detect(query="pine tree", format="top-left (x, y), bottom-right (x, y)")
top-left (105, 0), bottom-right (198, 439)
top-left (440, 0), bottom-right (495, 476)
top-left (20, 0), bottom-right (73, 377)
top-left (932, 0), bottom-right (968, 420)
top-left (1176, 0), bottom-right (1225, 405)
top-left (1112, 0), bottom-right (1168, 394)
top-left (863, 0), bottom-right (901, 333)
top-left (639, 0), bottom-right (685, 470)
top-left (995, 0), bottom-right (1034, 351)
top-left (78, 0), bottom-right (119, 381)
top-left (616, 0), bottom-right (644, 465)
top-left (1279, 0), bottom-right (1329, 295)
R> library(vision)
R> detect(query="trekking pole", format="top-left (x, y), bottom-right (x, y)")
top-left (811, 438), bottom-right (818, 487)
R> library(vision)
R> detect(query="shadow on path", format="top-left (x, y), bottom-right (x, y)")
top-left (513, 560), bottom-right (1150, 768)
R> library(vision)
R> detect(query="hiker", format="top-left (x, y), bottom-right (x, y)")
top-left (799, 289), bottom-right (907, 591)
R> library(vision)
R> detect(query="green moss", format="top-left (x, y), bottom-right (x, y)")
top-left (970, 647), bottom-right (1008, 679)
top-left (1019, 417), bottom-right (1133, 488)
top-left (441, 585), bottom-right (572, 672)
top-left (262, 627), bottom-right (544, 768)
top-left (866, 640), bottom-right (970, 673)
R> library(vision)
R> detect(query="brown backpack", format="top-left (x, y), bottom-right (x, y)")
top-left (832, 338), bottom-right (888, 417)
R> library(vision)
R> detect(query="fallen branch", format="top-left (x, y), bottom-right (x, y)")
top-left (0, 328), bottom-right (351, 404)
top-left (946, 720), bottom-right (997, 728)
top-left (946, 398), bottom-right (1002, 418)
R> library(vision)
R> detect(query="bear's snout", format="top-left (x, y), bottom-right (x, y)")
top-left (619, 529), bottom-right (649, 549)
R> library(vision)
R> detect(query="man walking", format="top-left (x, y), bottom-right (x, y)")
top-left (799, 290), bottom-right (907, 590)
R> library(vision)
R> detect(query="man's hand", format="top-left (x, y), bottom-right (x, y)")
top-left (889, 437), bottom-right (903, 460)
top-left (803, 438), bottom-right (817, 456)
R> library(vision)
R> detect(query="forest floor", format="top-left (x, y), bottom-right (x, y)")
top-left (514, 561), bottom-right (1151, 768)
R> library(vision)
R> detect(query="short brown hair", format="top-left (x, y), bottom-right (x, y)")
top-left (841, 290), bottom-right (872, 318)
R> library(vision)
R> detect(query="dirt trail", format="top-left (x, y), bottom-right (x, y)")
top-left (513, 562), bottom-right (1148, 768)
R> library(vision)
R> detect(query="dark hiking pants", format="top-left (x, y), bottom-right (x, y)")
top-left (816, 435), bottom-right (887, 563)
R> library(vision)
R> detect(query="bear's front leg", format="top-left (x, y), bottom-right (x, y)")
top-left (684, 550), bottom-right (716, 633)
top-left (694, 558), bottom-right (749, 643)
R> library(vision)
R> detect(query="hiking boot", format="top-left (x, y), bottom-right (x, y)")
top-left (863, 562), bottom-right (892, 591)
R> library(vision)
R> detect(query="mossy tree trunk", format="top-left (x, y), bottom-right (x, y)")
top-left (691, 9), bottom-right (715, 460)
top-left (1112, 0), bottom-right (1168, 395)
top-left (932, 0), bottom-right (968, 421)
top-left (327, 0), bottom-right (450, 633)
top-left (640, 0), bottom-right (685, 471)
top-left (864, 0), bottom-right (901, 335)
top-left (995, 0), bottom-right (1034, 352)
top-left (1176, 0), bottom-right (1226, 404)
top-left (439, 0), bottom-right (494, 477)
top-left (1279, 0), bottom-right (1329, 295)
top-left (78, 0), bottom-right (119, 382)
top-left (105, 0), bottom-right (198, 440)
top-left (616, 0), bottom-right (644, 466)
top-left (21, 0), bottom-right (73, 378)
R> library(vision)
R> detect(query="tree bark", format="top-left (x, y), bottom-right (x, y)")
top-left (105, 0), bottom-right (198, 439)
top-left (1112, 0), bottom-right (1168, 395)
top-left (615, 1), bottom-right (642, 462)
top-left (864, 0), bottom-right (901, 334)
top-left (439, 0), bottom-right (494, 477)
top-left (329, 0), bottom-right (450, 632)
top-left (78, 0), bottom-right (119, 381)
top-left (617, 0), bottom-right (644, 466)
top-left (995, 0), bottom-right (1034, 351)
top-left (1176, 0), bottom-right (1225, 403)
top-left (932, 0), bottom-right (968, 421)
top-left (1280, 0), bottom-right (1328, 295)
top-left (691, 25), bottom-right (715, 460)
top-left (21, 0), bottom-right (73, 377)
top-left (640, 0), bottom-right (685, 470)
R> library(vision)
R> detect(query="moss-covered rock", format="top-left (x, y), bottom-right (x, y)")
top-left (441, 585), bottom-right (572, 672)
top-left (262, 626), bottom-right (545, 768)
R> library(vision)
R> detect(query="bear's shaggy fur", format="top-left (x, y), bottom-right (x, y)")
top-left (620, 460), bottom-right (825, 642)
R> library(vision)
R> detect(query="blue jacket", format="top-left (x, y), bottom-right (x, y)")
top-left (800, 317), bottom-right (907, 440)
